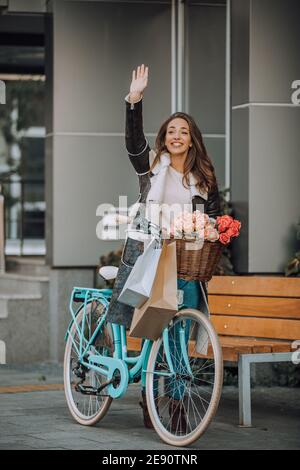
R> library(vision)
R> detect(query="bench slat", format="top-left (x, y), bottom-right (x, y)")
top-left (188, 343), bottom-right (253, 361)
top-left (208, 295), bottom-right (300, 319)
top-left (211, 315), bottom-right (300, 341)
top-left (218, 335), bottom-right (292, 350)
top-left (208, 276), bottom-right (300, 298)
top-left (191, 338), bottom-right (291, 355)
top-left (221, 349), bottom-right (245, 362)
top-left (188, 338), bottom-right (291, 362)
top-left (126, 334), bottom-right (292, 363)
top-left (195, 347), bottom-right (266, 362)
top-left (127, 336), bottom-right (142, 352)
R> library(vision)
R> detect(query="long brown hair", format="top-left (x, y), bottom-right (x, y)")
top-left (150, 112), bottom-right (218, 194)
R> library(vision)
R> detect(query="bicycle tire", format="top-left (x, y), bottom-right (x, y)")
top-left (64, 300), bottom-right (113, 426)
top-left (146, 308), bottom-right (223, 447)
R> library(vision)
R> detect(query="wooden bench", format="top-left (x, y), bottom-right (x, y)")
top-left (127, 275), bottom-right (300, 427)
top-left (208, 275), bottom-right (300, 426)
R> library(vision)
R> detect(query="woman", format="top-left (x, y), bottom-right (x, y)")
top-left (106, 64), bottom-right (221, 430)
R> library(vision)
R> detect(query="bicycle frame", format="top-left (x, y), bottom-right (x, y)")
top-left (65, 287), bottom-right (192, 399)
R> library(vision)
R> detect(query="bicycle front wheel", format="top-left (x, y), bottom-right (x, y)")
top-left (146, 308), bottom-right (223, 447)
top-left (64, 300), bottom-right (113, 426)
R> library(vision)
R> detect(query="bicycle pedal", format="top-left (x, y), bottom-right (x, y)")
top-left (96, 378), bottom-right (115, 393)
top-left (75, 378), bottom-right (114, 395)
top-left (75, 384), bottom-right (98, 395)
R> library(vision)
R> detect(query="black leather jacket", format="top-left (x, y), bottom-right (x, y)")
top-left (125, 97), bottom-right (221, 218)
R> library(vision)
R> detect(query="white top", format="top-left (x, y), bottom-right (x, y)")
top-left (163, 166), bottom-right (191, 206)
top-left (146, 165), bottom-right (193, 233)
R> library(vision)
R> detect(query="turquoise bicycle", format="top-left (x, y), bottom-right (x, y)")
top-left (64, 250), bottom-right (223, 447)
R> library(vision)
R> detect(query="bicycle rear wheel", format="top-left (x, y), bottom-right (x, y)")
top-left (146, 308), bottom-right (223, 447)
top-left (64, 300), bottom-right (114, 426)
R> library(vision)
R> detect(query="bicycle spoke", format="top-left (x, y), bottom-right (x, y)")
top-left (146, 310), bottom-right (223, 445)
top-left (64, 300), bottom-right (113, 424)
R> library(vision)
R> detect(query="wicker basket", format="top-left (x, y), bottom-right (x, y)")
top-left (171, 238), bottom-right (223, 282)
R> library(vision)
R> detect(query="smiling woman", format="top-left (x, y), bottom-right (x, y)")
top-left (106, 62), bottom-right (222, 323)
top-left (164, 118), bottom-right (193, 174)
top-left (150, 109), bottom-right (219, 197)
top-left (105, 64), bottom-right (222, 431)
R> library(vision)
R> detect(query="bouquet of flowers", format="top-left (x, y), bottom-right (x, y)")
top-left (170, 211), bottom-right (241, 245)
top-left (215, 214), bottom-right (241, 245)
top-left (169, 211), bottom-right (241, 281)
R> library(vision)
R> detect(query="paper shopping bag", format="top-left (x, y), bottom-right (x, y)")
top-left (118, 237), bottom-right (162, 309)
top-left (129, 241), bottom-right (178, 340)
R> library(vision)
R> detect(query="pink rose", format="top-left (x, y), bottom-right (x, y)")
top-left (216, 215), bottom-right (234, 233)
top-left (193, 210), bottom-right (200, 222)
top-left (225, 220), bottom-right (241, 239)
top-left (227, 227), bottom-right (237, 238)
top-left (174, 219), bottom-right (183, 231)
top-left (231, 220), bottom-right (241, 236)
top-left (194, 211), bottom-right (209, 226)
top-left (183, 222), bottom-right (195, 233)
top-left (173, 211), bottom-right (195, 235)
top-left (219, 232), bottom-right (231, 245)
top-left (195, 213), bottom-right (210, 235)
top-left (226, 227), bottom-right (235, 238)
top-left (204, 226), bottom-right (220, 242)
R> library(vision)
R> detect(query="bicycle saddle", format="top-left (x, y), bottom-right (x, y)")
top-left (99, 266), bottom-right (118, 280)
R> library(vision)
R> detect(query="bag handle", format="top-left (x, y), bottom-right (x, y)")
top-left (120, 229), bottom-right (161, 268)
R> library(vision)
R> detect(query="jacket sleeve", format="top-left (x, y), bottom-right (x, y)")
top-left (205, 185), bottom-right (222, 218)
top-left (125, 94), bottom-right (150, 175)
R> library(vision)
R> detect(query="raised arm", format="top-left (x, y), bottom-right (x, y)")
top-left (125, 64), bottom-right (150, 175)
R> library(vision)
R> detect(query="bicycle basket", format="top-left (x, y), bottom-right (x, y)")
top-left (173, 238), bottom-right (223, 282)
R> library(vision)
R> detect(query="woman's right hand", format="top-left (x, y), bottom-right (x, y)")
top-left (129, 64), bottom-right (149, 102)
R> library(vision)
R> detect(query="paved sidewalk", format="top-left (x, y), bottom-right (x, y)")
top-left (0, 363), bottom-right (299, 450)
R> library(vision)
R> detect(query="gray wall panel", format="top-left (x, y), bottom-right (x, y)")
top-left (188, 4), bottom-right (226, 134)
top-left (231, 0), bottom-right (250, 106)
top-left (203, 137), bottom-right (226, 189)
top-left (45, 135), bottom-right (53, 265)
top-left (53, 1), bottom-right (171, 134)
top-left (187, 2), bottom-right (226, 200)
top-left (52, 135), bottom-right (140, 266)
top-left (250, 0), bottom-right (300, 103)
top-left (231, 0), bottom-right (300, 273)
top-left (231, 107), bottom-right (249, 272)
top-left (249, 106), bottom-right (300, 272)
top-left (46, 1), bottom-right (172, 266)
top-left (45, 10), bottom-right (53, 134)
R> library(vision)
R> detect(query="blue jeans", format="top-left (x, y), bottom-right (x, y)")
top-left (143, 278), bottom-right (202, 400)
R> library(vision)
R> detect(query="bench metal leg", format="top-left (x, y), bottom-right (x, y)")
top-left (238, 354), bottom-right (252, 427)
top-left (0, 340), bottom-right (6, 364)
top-left (238, 352), bottom-right (294, 427)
